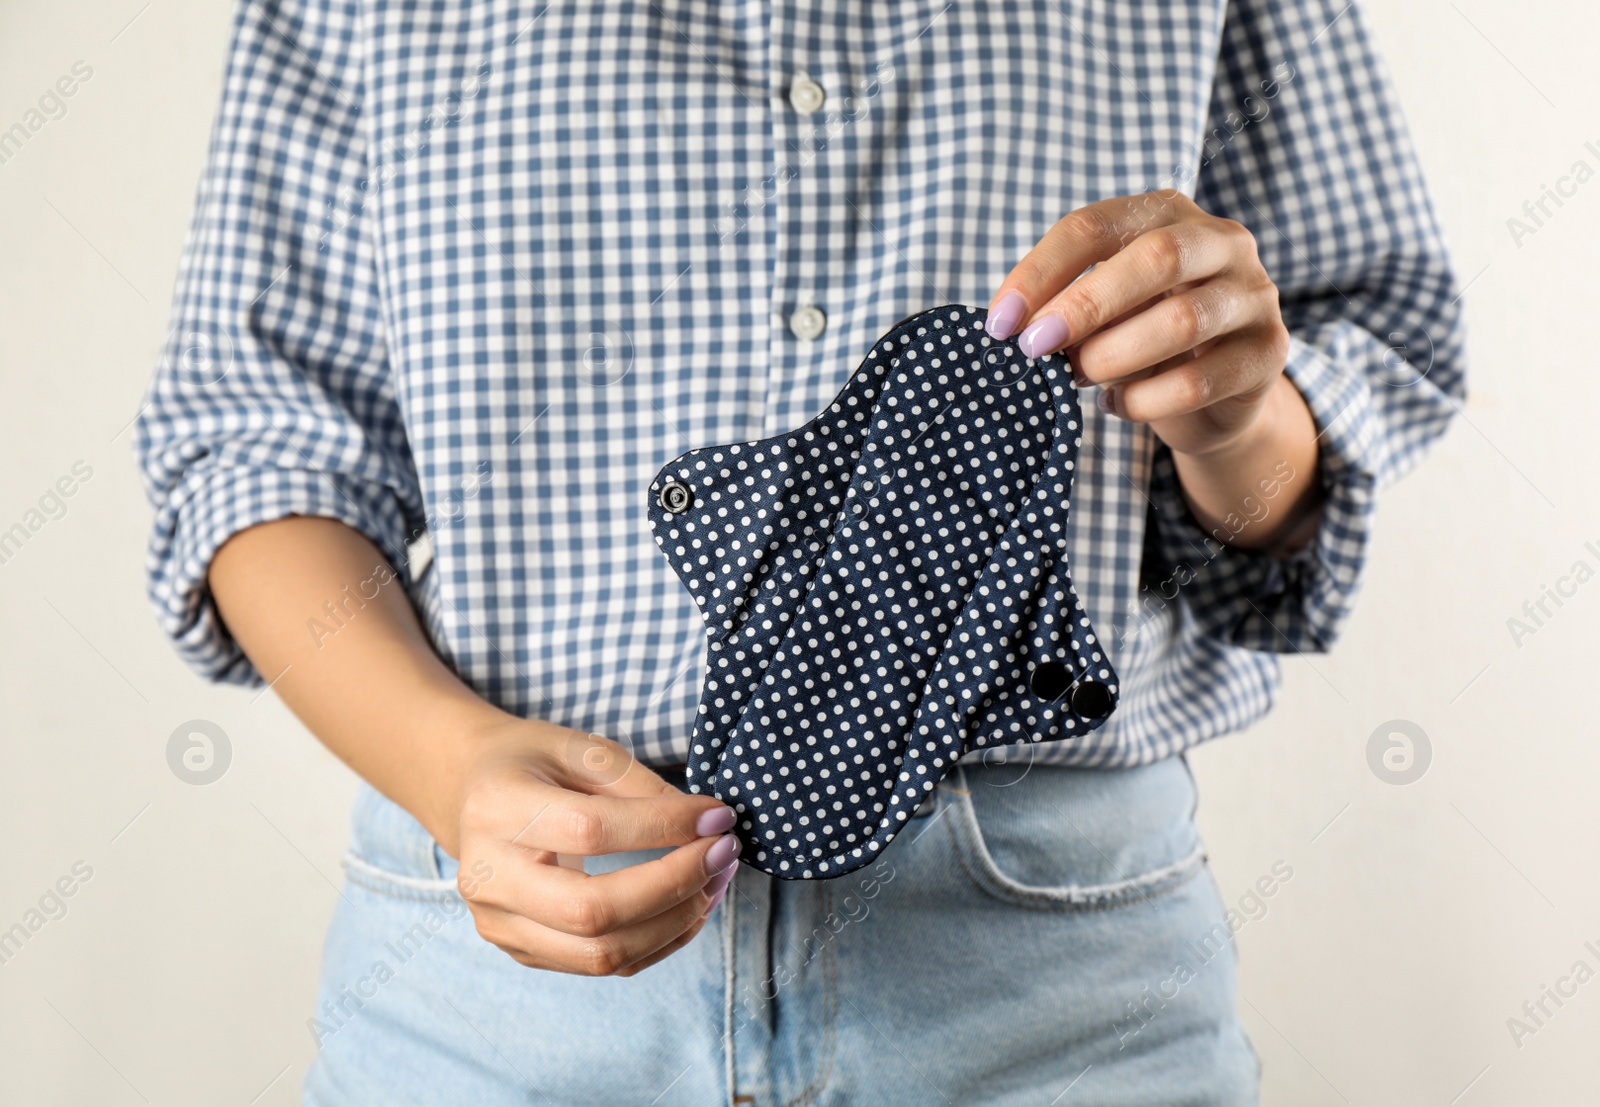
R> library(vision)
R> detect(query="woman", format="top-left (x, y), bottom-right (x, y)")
top-left (135, 0), bottom-right (1463, 1102)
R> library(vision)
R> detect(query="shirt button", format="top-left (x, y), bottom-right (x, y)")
top-left (788, 77), bottom-right (825, 114)
top-left (789, 304), bottom-right (827, 341)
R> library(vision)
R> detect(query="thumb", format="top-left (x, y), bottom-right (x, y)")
top-left (557, 730), bottom-right (733, 831)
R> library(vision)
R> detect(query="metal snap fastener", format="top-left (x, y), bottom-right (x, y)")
top-left (1070, 679), bottom-right (1114, 720)
top-left (1029, 661), bottom-right (1071, 702)
top-left (788, 77), bottom-right (826, 114)
top-left (659, 481), bottom-right (694, 514)
top-left (788, 304), bottom-right (827, 341)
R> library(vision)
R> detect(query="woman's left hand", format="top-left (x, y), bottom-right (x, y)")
top-left (984, 191), bottom-right (1293, 460)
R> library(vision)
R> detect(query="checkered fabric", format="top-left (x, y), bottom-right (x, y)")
top-left (134, 0), bottom-right (1465, 770)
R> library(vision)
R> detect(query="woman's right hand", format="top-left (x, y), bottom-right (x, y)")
top-left (447, 716), bottom-right (741, 977)
top-left (208, 517), bottom-right (737, 979)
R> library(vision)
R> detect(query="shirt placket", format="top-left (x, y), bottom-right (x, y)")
top-left (764, 1), bottom-right (846, 439)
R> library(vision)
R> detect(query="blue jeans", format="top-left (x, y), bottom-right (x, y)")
top-left (304, 756), bottom-right (1260, 1105)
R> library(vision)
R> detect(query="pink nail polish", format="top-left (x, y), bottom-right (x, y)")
top-left (704, 833), bottom-right (742, 875)
top-left (1096, 387), bottom-right (1115, 415)
top-left (706, 861), bottom-right (737, 899)
top-left (1018, 315), bottom-right (1069, 360)
top-left (985, 291), bottom-right (1027, 340)
top-left (695, 806), bottom-right (736, 837)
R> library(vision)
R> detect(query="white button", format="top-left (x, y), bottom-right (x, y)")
top-left (789, 305), bottom-right (827, 341)
top-left (788, 77), bottom-right (825, 114)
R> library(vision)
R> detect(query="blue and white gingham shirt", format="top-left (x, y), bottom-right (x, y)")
top-left (135, 0), bottom-right (1465, 769)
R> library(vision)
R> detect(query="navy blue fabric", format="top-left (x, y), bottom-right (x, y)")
top-left (649, 305), bottom-right (1118, 877)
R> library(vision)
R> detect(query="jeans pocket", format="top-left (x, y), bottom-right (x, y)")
top-left (943, 759), bottom-right (1207, 911)
top-left (341, 784), bottom-right (462, 903)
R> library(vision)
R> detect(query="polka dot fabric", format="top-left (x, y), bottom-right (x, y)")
top-left (647, 305), bottom-right (1118, 879)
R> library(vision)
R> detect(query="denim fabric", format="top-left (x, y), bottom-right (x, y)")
top-left (304, 760), bottom-right (1259, 1105)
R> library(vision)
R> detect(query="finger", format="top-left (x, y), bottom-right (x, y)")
top-left (555, 732), bottom-right (733, 836)
top-left (560, 731), bottom-right (676, 799)
top-left (618, 864), bottom-right (736, 976)
top-left (476, 879), bottom-right (716, 977)
top-left (1017, 222), bottom-right (1242, 360)
top-left (1101, 331), bottom-right (1283, 424)
top-left (471, 833), bottom-right (741, 936)
top-left (984, 192), bottom-right (1194, 341)
top-left (1073, 280), bottom-right (1262, 385)
top-left (616, 912), bottom-right (713, 977)
top-left (512, 775), bottom-right (736, 855)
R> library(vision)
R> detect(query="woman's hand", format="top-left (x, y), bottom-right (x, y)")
top-left (209, 517), bottom-right (740, 980)
top-left (985, 190), bottom-right (1292, 459)
top-left (984, 191), bottom-right (1321, 551)
top-left (450, 716), bottom-right (741, 977)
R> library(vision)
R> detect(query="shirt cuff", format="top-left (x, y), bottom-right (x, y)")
top-left (1142, 334), bottom-right (1380, 653)
top-left (148, 466), bottom-right (417, 685)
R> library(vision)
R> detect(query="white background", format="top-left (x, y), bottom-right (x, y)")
top-left (1, 1), bottom-right (1596, 1103)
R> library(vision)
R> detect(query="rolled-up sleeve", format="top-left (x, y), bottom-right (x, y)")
top-left (133, 0), bottom-right (423, 684)
top-left (1144, 0), bottom-right (1467, 654)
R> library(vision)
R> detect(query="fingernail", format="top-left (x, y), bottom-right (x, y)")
top-left (704, 833), bottom-right (742, 875)
top-left (1018, 314), bottom-right (1069, 360)
top-left (705, 860), bottom-right (737, 900)
top-left (708, 884), bottom-right (729, 913)
top-left (695, 806), bottom-right (736, 837)
top-left (1097, 387), bottom-right (1116, 415)
top-left (985, 290), bottom-right (1027, 340)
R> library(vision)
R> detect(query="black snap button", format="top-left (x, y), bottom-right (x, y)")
top-left (1029, 661), bottom-right (1071, 702)
top-left (659, 481), bottom-right (694, 514)
top-left (1070, 679), bottom-right (1114, 720)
